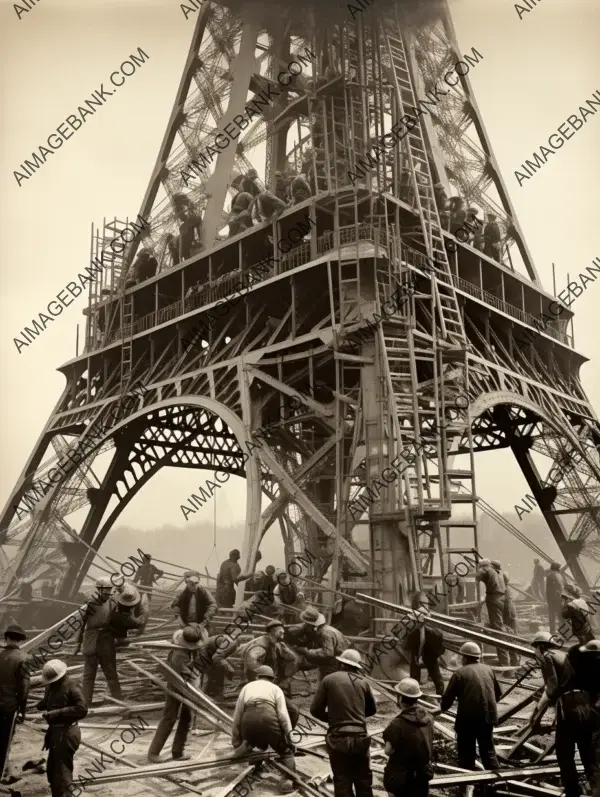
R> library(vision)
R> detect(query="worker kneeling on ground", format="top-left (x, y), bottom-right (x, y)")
top-left (38, 659), bottom-right (87, 797)
top-left (148, 627), bottom-right (203, 763)
top-left (382, 677), bottom-right (434, 797)
top-left (440, 642), bottom-right (501, 777)
top-left (231, 665), bottom-right (299, 794)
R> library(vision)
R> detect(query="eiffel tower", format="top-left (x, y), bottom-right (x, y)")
top-left (2, 0), bottom-right (599, 612)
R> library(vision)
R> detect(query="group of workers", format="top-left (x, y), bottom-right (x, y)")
top-left (2, 548), bottom-right (599, 797)
top-left (530, 559), bottom-right (597, 643)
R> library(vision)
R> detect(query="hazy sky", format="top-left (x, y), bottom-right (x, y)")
top-left (0, 0), bottom-right (598, 561)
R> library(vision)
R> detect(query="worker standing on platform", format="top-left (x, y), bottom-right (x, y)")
top-left (310, 649), bottom-right (376, 797)
top-left (382, 677), bottom-right (434, 797)
top-left (546, 563), bottom-right (566, 633)
top-left (37, 659), bottom-right (87, 797)
top-left (476, 559), bottom-right (510, 666)
top-left (492, 560), bottom-right (520, 667)
top-left (561, 585), bottom-right (595, 645)
top-left (172, 573), bottom-right (217, 636)
top-left (133, 553), bottom-right (164, 598)
top-left (440, 642), bottom-right (501, 775)
top-left (405, 593), bottom-right (445, 697)
top-left (231, 665), bottom-right (299, 794)
top-left (147, 627), bottom-right (202, 763)
top-left (74, 577), bottom-right (122, 706)
top-left (0, 624), bottom-right (30, 779)
top-left (296, 607), bottom-right (349, 681)
top-left (215, 550), bottom-right (259, 608)
top-left (241, 619), bottom-right (298, 694)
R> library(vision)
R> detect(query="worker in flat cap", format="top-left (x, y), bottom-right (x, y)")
top-left (441, 642), bottom-right (501, 776)
top-left (38, 659), bottom-right (87, 797)
top-left (241, 619), bottom-right (298, 695)
top-left (172, 572), bottom-right (217, 637)
top-left (216, 549), bottom-right (260, 608)
top-left (0, 624), bottom-right (30, 780)
top-left (476, 559), bottom-right (509, 666)
top-left (232, 664), bottom-right (298, 794)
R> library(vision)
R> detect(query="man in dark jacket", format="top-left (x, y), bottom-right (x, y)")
top-left (382, 677), bottom-right (434, 797)
top-left (296, 607), bottom-right (349, 682)
top-left (190, 634), bottom-right (236, 699)
top-left (111, 583), bottom-right (150, 645)
top-left (492, 560), bottom-right (520, 666)
top-left (406, 593), bottom-right (445, 696)
top-left (546, 562), bottom-right (565, 632)
top-left (215, 550), bottom-right (257, 608)
top-left (172, 574), bottom-right (217, 634)
top-left (38, 659), bottom-right (88, 797)
top-left (0, 624), bottom-right (30, 779)
top-left (476, 560), bottom-right (509, 666)
top-left (561, 586), bottom-right (595, 645)
top-left (440, 641), bottom-right (501, 772)
top-left (310, 649), bottom-right (376, 797)
top-left (133, 553), bottom-right (164, 595)
top-left (531, 559), bottom-right (546, 600)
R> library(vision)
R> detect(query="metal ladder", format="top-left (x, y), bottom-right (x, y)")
top-left (381, 9), bottom-right (466, 345)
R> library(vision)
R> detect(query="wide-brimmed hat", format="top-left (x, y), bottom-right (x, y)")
top-left (300, 607), bottom-right (326, 626)
top-left (336, 649), bottom-right (363, 669)
top-left (395, 677), bottom-right (422, 699)
top-left (172, 627), bottom-right (202, 649)
top-left (41, 659), bottom-right (68, 685)
top-left (4, 624), bottom-right (27, 641)
top-left (118, 585), bottom-right (141, 607)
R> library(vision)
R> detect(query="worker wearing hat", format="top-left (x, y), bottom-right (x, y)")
top-left (476, 559), bottom-right (509, 666)
top-left (382, 678), bottom-right (434, 797)
top-left (232, 664), bottom-right (299, 794)
top-left (561, 585), bottom-right (594, 645)
top-left (74, 577), bottom-right (122, 706)
top-left (112, 583), bottom-right (149, 646)
top-left (0, 624), bottom-right (30, 779)
top-left (172, 572), bottom-right (217, 636)
top-left (310, 649), bottom-right (376, 797)
top-left (38, 659), bottom-right (87, 797)
top-left (148, 627), bottom-right (203, 763)
top-left (440, 642), bottom-right (501, 773)
top-left (241, 619), bottom-right (297, 695)
top-left (216, 549), bottom-right (260, 608)
top-left (546, 562), bottom-right (566, 633)
top-left (273, 570), bottom-right (300, 624)
top-left (296, 606), bottom-right (349, 681)
top-left (132, 552), bottom-right (164, 598)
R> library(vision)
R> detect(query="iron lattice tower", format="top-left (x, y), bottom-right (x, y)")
top-left (2, 0), bottom-right (600, 612)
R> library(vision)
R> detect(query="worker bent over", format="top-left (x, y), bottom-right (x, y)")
top-left (172, 573), bottom-right (217, 635)
top-left (231, 664), bottom-right (299, 794)
top-left (112, 583), bottom-right (149, 646)
top-left (75, 577), bottom-right (122, 706)
top-left (294, 607), bottom-right (349, 681)
top-left (0, 624), bottom-right (30, 780)
top-left (476, 560), bottom-right (509, 666)
top-left (192, 634), bottom-right (236, 699)
top-left (441, 642), bottom-right (501, 777)
top-left (561, 585), bottom-right (595, 645)
top-left (38, 659), bottom-right (88, 797)
top-left (382, 677), bottom-right (434, 797)
top-left (242, 619), bottom-right (298, 695)
top-left (310, 649), bottom-right (376, 797)
top-left (148, 627), bottom-right (205, 763)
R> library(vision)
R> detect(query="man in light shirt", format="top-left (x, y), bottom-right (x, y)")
top-left (231, 665), bottom-right (299, 793)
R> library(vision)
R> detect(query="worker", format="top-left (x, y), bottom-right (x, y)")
top-left (228, 192), bottom-right (255, 237)
top-left (531, 559), bottom-right (546, 600)
top-left (546, 562), bottom-right (566, 633)
top-left (37, 659), bottom-right (87, 797)
top-left (132, 248), bottom-right (158, 284)
top-left (382, 677), bottom-right (434, 797)
top-left (245, 570), bottom-right (266, 595)
top-left (290, 174), bottom-right (312, 204)
top-left (476, 559), bottom-right (509, 666)
top-left (172, 573), bottom-right (217, 635)
top-left (310, 649), bottom-right (376, 797)
top-left (148, 627), bottom-right (203, 763)
top-left (111, 583), bottom-right (150, 645)
top-left (263, 565), bottom-right (277, 588)
top-left (215, 549), bottom-right (258, 608)
top-left (530, 631), bottom-right (567, 724)
top-left (74, 577), bottom-right (122, 706)
top-left (492, 560), bottom-right (519, 667)
top-left (561, 586), bottom-right (595, 645)
top-left (331, 596), bottom-right (371, 637)
top-left (0, 624), bottom-right (30, 779)
top-left (274, 570), bottom-right (300, 623)
top-left (241, 619), bottom-right (298, 693)
top-left (448, 196), bottom-right (466, 236)
top-left (177, 208), bottom-right (203, 261)
top-left (295, 606), bottom-right (349, 681)
top-left (165, 232), bottom-right (180, 266)
top-left (231, 664), bottom-right (298, 794)
top-left (256, 190), bottom-right (287, 222)
top-left (405, 592), bottom-right (445, 696)
top-left (563, 639), bottom-right (600, 796)
top-left (483, 213), bottom-right (501, 261)
top-left (191, 634), bottom-right (236, 699)
top-left (133, 553), bottom-right (164, 594)
top-left (440, 641), bottom-right (501, 773)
